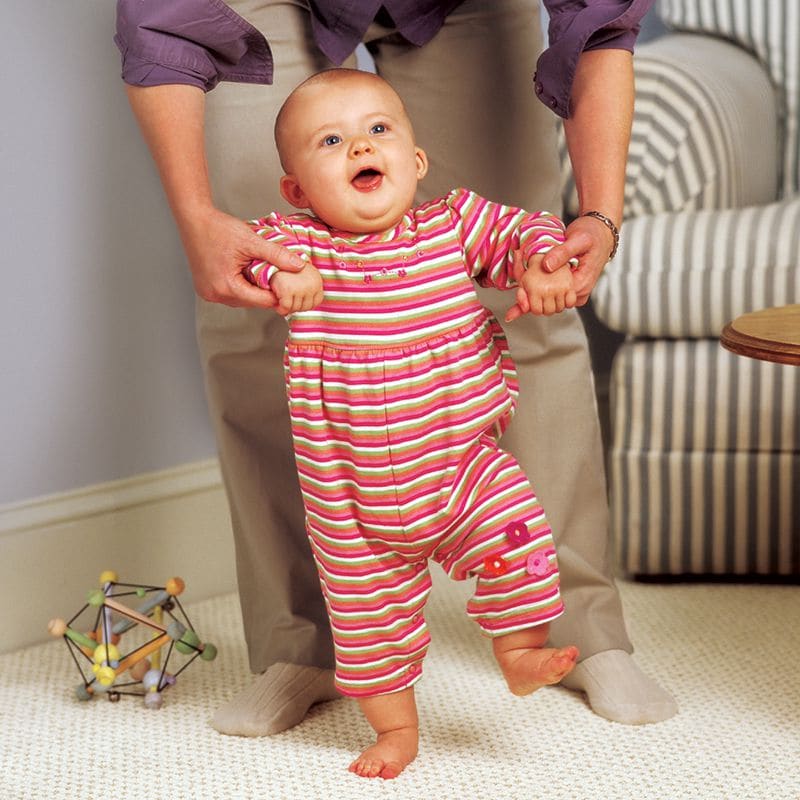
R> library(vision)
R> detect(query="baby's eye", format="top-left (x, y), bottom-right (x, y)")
top-left (322, 134), bottom-right (341, 146)
top-left (370, 123), bottom-right (387, 135)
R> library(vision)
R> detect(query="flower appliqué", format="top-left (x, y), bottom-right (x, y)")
top-left (483, 556), bottom-right (509, 577)
top-left (505, 520), bottom-right (531, 545)
top-left (526, 552), bottom-right (551, 577)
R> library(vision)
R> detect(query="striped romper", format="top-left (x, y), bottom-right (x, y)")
top-left (250, 188), bottom-right (566, 697)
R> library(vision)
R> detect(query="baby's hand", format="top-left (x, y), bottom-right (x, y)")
top-left (271, 262), bottom-right (324, 316)
top-left (505, 253), bottom-right (577, 321)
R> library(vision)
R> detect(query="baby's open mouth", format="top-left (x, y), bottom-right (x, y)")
top-left (351, 168), bottom-right (383, 191)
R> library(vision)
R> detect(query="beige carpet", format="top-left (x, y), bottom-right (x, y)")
top-left (2, 571), bottom-right (799, 800)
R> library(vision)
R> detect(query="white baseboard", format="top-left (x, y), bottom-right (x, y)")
top-left (0, 460), bottom-right (237, 654)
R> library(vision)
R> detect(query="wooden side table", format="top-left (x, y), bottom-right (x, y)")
top-left (720, 304), bottom-right (800, 366)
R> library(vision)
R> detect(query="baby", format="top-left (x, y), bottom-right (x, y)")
top-left (247, 68), bottom-right (578, 780)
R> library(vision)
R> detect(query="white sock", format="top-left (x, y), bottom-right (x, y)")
top-left (210, 662), bottom-right (340, 737)
top-left (561, 649), bottom-right (678, 725)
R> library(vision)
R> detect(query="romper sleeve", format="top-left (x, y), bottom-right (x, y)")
top-left (446, 188), bottom-right (568, 290)
top-left (247, 213), bottom-right (308, 287)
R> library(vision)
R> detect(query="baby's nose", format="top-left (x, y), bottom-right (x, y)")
top-left (349, 137), bottom-right (374, 157)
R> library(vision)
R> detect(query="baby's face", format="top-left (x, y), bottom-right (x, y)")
top-left (278, 76), bottom-right (428, 233)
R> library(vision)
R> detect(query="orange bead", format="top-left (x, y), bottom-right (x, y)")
top-left (165, 577), bottom-right (185, 596)
top-left (130, 659), bottom-right (151, 681)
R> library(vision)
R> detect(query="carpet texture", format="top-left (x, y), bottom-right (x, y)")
top-left (2, 572), bottom-right (798, 799)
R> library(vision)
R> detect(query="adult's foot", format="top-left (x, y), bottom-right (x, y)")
top-left (561, 649), bottom-right (678, 724)
top-left (210, 662), bottom-right (339, 736)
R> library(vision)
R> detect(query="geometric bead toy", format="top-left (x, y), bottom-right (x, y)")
top-left (48, 570), bottom-right (217, 708)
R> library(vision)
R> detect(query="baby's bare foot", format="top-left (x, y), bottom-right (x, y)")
top-left (502, 645), bottom-right (579, 696)
top-left (348, 726), bottom-right (419, 779)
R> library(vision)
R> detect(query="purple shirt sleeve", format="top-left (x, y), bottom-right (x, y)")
top-left (537, 0), bottom-right (655, 118)
top-left (114, 0), bottom-right (653, 118)
top-left (114, 0), bottom-right (272, 91)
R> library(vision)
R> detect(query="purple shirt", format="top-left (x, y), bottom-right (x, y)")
top-left (115, 0), bottom-right (653, 118)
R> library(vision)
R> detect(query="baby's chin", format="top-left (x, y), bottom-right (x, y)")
top-left (327, 210), bottom-right (407, 235)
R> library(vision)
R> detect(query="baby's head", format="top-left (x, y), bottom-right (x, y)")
top-left (274, 69), bottom-right (428, 233)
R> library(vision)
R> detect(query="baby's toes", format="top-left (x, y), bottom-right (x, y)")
top-left (349, 757), bottom-right (383, 779)
top-left (380, 761), bottom-right (403, 780)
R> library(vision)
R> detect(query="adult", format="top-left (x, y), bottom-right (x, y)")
top-left (115, 0), bottom-right (676, 732)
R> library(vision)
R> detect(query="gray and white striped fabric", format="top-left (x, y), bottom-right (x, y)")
top-left (610, 339), bottom-right (800, 576)
top-left (585, 6), bottom-right (800, 576)
top-left (593, 197), bottom-right (800, 337)
top-left (591, 32), bottom-right (798, 336)
top-left (658, 0), bottom-right (800, 198)
top-left (561, 33), bottom-right (779, 220)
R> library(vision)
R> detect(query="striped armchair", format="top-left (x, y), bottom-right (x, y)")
top-left (585, 2), bottom-right (800, 576)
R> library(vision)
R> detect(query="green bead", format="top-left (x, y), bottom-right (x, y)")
top-left (87, 589), bottom-right (105, 607)
top-left (175, 629), bottom-right (200, 655)
top-left (200, 643), bottom-right (218, 662)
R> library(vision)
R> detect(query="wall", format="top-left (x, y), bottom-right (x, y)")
top-left (0, 3), bottom-right (232, 652)
top-left (1, 2), bottom-right (218, 507)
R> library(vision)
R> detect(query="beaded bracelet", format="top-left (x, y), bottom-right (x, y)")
top-left (581, 210), bottom-right (620, 260)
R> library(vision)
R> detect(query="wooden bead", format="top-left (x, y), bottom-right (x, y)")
top-left (165, 577), bottom-right (185, 596)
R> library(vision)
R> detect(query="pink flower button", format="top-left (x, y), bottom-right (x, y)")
top-left (526, 552), bottom-right (551, 577)
top-left (505, 520), bottom-right (531, 545)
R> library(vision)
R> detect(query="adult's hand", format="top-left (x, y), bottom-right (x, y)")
top-left (124, 83), bottom-right (303, 309)
top-left (540, 214), bottom-right (615, 306)
top-left (178, 207), bottom-right (304, 309)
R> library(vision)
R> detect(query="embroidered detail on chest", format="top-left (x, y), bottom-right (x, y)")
top-left (330, 247), bottom-right (428, 283)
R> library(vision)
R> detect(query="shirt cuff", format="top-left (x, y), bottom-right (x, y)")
top-left (535, 0), bottom-right (650, 118)
top-left (115, 0), bottom-right (273, 91)
top-left (117, 49), bottom-right (214, 91)
top-left (246, 261), bottom-right (279, 288)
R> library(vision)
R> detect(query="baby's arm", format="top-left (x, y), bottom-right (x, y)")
top-left (270, 262), bottom-right (324, 317)
top-left (246, 213), bottom-right (323, 316)
top-left (505, 253), bottom-right (578, 321)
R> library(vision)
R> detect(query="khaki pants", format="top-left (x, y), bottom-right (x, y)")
top-left (199, 0), bottom-right (631, 673)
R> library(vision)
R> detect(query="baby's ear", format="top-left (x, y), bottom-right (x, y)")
top-left (279, 174), bottom-right (310, 209)
top-left (415, 147), bottom-right (429, 180)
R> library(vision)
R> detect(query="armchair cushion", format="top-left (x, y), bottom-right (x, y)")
top-left (609, 338), bottom-right (800, 576)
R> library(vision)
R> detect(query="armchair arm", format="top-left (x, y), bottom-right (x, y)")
top-left (592, 197), bottom-right (800, 337)
top-left (560, 33), bottom-right (779, 219)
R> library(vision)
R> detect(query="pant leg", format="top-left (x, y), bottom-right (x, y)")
top-left (431, 435), bottom-right (565, 636)
top-left (197, 0), bottom-right (356, 673)
top-left (370, 0), bottom-right (632, 656)
top-left (307, 527), bottom-right (433, 698)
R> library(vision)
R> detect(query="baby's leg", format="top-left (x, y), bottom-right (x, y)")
top-left (493, 623), bottom-right (578, 696)
top-left (349, 687), bottom-right (419, 780)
